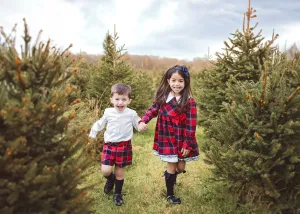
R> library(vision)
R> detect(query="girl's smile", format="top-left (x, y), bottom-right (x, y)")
top-left (167, 72), bottom-right (185, 97)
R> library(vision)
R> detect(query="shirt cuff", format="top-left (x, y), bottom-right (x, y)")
top-left (183, 142), bottom-right (192, 151)
top-left (88, 130), bottom-right (97, 138)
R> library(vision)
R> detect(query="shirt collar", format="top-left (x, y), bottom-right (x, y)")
top-left (166, 92), bottom-right (181, 103)
top-left (113, 107), bottom-right (129, 114)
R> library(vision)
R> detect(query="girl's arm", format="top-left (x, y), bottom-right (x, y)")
top-left (140, 102), bottom-right (160, 124)
top-left (88, 110), bottom-right (108, 138)
top-left (183, 98), bottom-right (197, 150)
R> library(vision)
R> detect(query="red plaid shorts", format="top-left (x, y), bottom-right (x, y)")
top-left (101, 140), bottom-right (132, 168)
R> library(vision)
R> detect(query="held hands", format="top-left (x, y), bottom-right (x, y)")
top-left (138, 122), bottom-right (148, 132)
top-left (181, 148), bottom-right (190, 157)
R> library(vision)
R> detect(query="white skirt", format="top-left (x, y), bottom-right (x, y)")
top-left (153, 150), bottom-right (199, 163)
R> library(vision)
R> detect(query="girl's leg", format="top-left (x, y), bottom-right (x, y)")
top-left (113, 166), bottom-right (125, 206)
top-left (174, 160), bottom-right (186, 184)
top-left (176, 160), bottom-right (186, 173)
top-left (164, 162), bottom-right (181, 204)
top-left (167, 162), bottom-right (177, 174)
top-left (101, 164), bottom-right (115, 194)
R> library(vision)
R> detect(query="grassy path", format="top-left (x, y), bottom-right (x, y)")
top-left (85, 120), bottom-right (257, 214)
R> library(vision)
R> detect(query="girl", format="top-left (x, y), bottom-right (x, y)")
top-left (138, 65), bottom-right (199, 204)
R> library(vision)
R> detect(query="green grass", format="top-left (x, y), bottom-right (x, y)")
top-left (84, 120), bottom-right (265, 214)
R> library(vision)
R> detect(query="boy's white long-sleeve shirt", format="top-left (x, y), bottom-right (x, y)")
top-left (89, 107), bottom-right (141, 143)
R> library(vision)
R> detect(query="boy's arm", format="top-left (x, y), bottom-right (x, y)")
top-left (132, 111), bottom-right (142, 131)
top-left (88, 111), bottom-right (108, 138)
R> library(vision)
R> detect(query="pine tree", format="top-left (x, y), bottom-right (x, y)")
top-left (206, 49), bottom-right (300, 212)
top-left (194, 0), bottom-right (300, 212)
top-left (86, 26), bottom-right (134, 108)
top-left (68, 54), bottom-right (91, 100)
top-left (0, 19), bottom-right (94, 213)
top-left (130, 69), bottom-right (154, 115)
top-left (195, 0), bottom-right (278, 133)
top-left (86, 25), bottom-right (154, 115)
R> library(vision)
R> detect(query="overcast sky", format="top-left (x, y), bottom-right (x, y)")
top-left (1, 0), bottom-right (300, 60)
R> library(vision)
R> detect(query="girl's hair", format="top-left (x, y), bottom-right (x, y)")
top-left (154, 65), bottom-right (192, 110)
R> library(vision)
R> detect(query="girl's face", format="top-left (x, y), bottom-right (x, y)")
top-left (167, 72), bottom-right (185, 96)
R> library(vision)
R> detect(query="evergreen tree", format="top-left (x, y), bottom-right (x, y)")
top-left (195, 0), bottom-right (278, 133)
top-left (86, 27), bottom-right (134, 108)
top-left (86, 26), bottom-right (153, 115)
top-left (194, 0), bottom-right (300, 212)
top-left (0, 20), bottom-right (94, 213)
top-left (68, 55), bottom-right (91, 100)
top-left (207, 50), bottom-right (300, 212)
top-left (130, 69), bottom-right (154, 115)
top-left (67, 97), bottom-right (104, 160)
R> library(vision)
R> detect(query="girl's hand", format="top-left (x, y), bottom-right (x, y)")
top-left (138, 122), bottom-right (147, 132)
top-left (181, 148), bottom-right (190, 157)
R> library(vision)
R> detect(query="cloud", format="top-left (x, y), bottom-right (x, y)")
top-left (1, 0), bottom-right (299, 60)
top-left (273, 22), bottom-right (300, 50)
top-left (1, 0), bottom-right (86, 52)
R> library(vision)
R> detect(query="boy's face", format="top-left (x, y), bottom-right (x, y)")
top-left (110, 93), bottom-right (131, 112)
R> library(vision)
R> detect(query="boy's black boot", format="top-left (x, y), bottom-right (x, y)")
top-left (113, 193), bottom-right (123, 206)
top-left (164, 170), bottom-right (181, 204)
top-left (104, 173), bottom-right (115, 194)
top-left (114, 179), bottom-right (124, 206)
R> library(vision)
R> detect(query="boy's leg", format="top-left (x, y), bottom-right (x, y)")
top-left (165, 162), bottom-right (181, 204)
top-left (101, 164), bottom-right (115, 194)
top-left (174, 160), bottom-right (186, 184)
top-left (113, 140), bottom-right (132, 206)
top-left (101, 142), bottom-right (116, 194)
top-left (114, 165), bottom-right (125, 180)
top-left (113, 166), bottom-right (125, 206)
top-left (101, 164), bottom-right (114, 177)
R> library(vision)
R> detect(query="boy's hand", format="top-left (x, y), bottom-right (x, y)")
top-left (87, 135), bottom-right (95, 144)
top-left (138, 122), bottom-right (147, 132)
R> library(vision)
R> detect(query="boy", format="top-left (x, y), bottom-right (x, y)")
top-left (89, 83), bottom-right (141, 206)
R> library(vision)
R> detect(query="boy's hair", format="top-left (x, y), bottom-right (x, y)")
top-left (154, 65), bottom-right (191, 110)
top-left (111, 83), bottom-right (132, 98)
